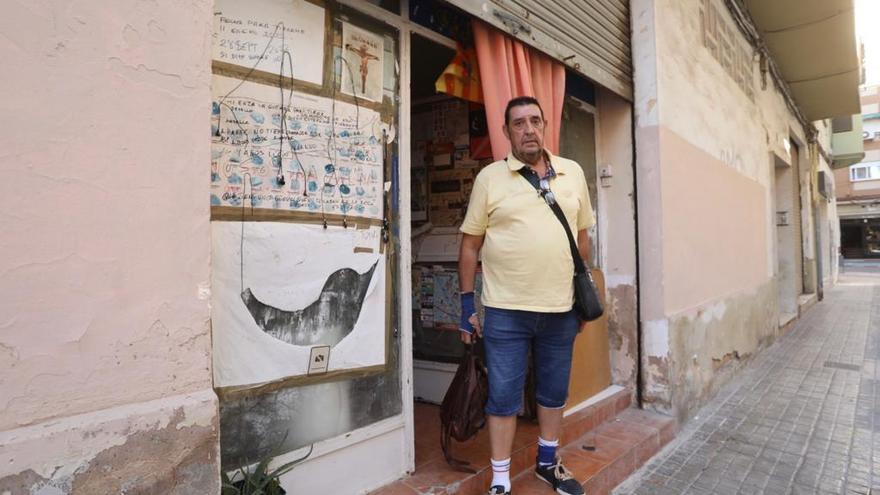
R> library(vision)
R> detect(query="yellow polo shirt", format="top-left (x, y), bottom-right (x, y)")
top-left (460, 152), bottom-right (595, 312)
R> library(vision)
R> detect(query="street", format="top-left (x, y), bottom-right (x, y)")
top-left (615, 263), bottom-right (880, 494)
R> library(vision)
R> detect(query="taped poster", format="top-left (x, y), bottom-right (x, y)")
top-left (341, 23), bottom-right (385, 102)
top-left (212, 222), bottom-right (386, 388)
top-left (211, 75), bottom-right (384, 219)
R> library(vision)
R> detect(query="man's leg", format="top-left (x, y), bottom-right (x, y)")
top-left (537, 405), bottom-right (564, 442)
top-left (487, 414), bottom-right (516, 493)
top-left (488, 414), bottom-right (518, 460)
top-left (532, 310), bottom-right (582, 495)
top-left (482, 307), bottom-right (533, 494)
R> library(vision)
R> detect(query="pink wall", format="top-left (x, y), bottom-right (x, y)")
top-left (660, 127), bottom-right (769, 314)
top-left (0, 0), bottom-right (214, 431)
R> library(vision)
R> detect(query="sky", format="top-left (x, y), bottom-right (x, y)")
top-left (856, 0), bottom-right (880, 86)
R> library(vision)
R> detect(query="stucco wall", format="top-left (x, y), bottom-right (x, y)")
top-left (633, 0), bottom-right (826, 421)
top-left (0, 0), bottom-right (219, 492)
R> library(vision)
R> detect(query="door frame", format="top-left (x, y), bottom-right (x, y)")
top-left (336, 0), bottom-right (461, 474)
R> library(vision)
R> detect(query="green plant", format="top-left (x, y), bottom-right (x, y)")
top-left (221, 445), bottom-right (314, 495)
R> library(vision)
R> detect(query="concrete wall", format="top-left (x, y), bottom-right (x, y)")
top-left (0, 1), bottom-right (219, 493)
top-left (632, 0), bottom-right (825, 421)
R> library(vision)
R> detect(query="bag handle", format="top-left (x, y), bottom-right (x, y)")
top-left (516, 167), bottom-right (586, 276)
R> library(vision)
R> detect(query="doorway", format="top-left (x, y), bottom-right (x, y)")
top-left (774, 156), bottom-right (798, 324)
top-left (559, 96), bottom-right (611, 405)
top-left (406, 24), bottom-right (615, 475)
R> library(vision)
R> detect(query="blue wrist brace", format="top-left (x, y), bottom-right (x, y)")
top-left (460, 292), bottom-right (476, 334)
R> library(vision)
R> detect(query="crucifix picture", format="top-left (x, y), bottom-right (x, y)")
top-left (341, 23), bottom-right (385, 102)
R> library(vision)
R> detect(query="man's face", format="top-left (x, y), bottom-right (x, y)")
top-left (503, 104), bottom-right (545, 162)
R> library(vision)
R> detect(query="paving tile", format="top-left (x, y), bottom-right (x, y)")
top-left (368, 480), bottom-right (420, 495)
top-left (556, 448), bottom-right (608, 484)
top-left (613, 279), bottom-right (880, 495)
top-left (399, 458), bottom-right (471, 494)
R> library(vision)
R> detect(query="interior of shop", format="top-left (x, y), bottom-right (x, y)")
top-left (841, 218), bottom-right (880, 258)
top-left (405, 3), bottom-right (612, 472)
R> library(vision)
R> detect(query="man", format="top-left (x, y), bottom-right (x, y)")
top-left (458, 96), bottom-right (593, 495)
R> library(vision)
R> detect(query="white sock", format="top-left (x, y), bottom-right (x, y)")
top-left (490, 457), bottom-right (511, 491)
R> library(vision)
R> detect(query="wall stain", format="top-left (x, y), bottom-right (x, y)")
top-left (663, 280), bottom-right (778, 424)
top-left (607, 284), bottom-right (638, 392)
top-left (69, 407), bottom-right (218, 495)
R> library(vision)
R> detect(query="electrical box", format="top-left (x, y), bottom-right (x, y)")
top-left (776, 211), bottom-right (790, 226)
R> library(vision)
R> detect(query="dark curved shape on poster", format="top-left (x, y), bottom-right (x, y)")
top-left (241, 261), bottom-right (379, 347)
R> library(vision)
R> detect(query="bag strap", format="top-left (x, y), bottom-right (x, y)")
top-left (516, 167), bottom-right (586, 275)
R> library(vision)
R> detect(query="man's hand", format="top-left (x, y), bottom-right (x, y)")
top-left (459, 292), bottom-right (482, 344)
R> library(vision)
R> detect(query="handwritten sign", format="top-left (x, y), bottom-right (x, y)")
top-left (353, 226), bottom-right (381, 253)
top-left (212, 76), bottom-right (385, 219)
top-left (213, 0), bottom-right (325, 85)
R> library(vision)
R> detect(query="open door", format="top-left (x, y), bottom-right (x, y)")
top-left (559, 96), bottom-right (611, 406)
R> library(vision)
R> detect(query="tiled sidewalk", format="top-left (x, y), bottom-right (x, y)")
top-left (616, 274), bottom-right (879, 495)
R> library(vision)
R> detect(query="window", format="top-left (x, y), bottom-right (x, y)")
top-left (832, 116), bottom-right (852, 133)
top-left (850, 162), bottom-right (880, 181)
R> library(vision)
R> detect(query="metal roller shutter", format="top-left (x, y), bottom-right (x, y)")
top-left (447, 0), bottom-right (633, 100)
top-left (791, 142), bottom-right (805, 294)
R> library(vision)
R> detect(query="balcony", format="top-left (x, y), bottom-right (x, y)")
top-left (832, 114), bottom-right (866, 169)
top-left (744, 0), bottom-right (861, 120)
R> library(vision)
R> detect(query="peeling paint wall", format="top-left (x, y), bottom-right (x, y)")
top-left (0, 0), bottom-right (218, 492)
top-left (632, 0), bottom-right (831, 422)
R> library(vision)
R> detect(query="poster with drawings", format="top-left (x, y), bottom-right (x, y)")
top-left (341, 23), bottom-right (385, 102)
top-left (212, 221), bottom-right (386, 388)
top-left (212, 0), bottom-right (325, 85)
top-left (211, 75), bottom-right (384, 219)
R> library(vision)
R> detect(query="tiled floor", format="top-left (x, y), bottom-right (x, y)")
top-left (371, 388), bottom-right (676, 495)
top-left (615, 270), bottom-right (880, 495)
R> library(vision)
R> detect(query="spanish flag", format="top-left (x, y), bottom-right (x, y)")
top-left (435, 44), bottom-right (483, 103)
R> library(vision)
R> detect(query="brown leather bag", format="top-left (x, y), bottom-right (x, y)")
top-left (440, 340), bottom-right (489, 472)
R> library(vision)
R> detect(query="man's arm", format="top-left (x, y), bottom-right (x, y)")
top-left (458, 233), bottom-right (484, 344)
top-left (577, 229), bottom-right (590, 266)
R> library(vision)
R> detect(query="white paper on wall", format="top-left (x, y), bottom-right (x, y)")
top-left (212, 221), bottom-right (386, 388)
top-left (341, 23), bottom-right (385, 102)
top-left (213, 0), bottom-right (325, 85)
top-left (211, 76), bottom-right (385, 219)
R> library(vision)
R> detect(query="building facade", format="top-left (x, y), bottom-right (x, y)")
top-left (836, 84), bottom-right (880, 259)
top-left (0, 0), bottom-right (860, 494)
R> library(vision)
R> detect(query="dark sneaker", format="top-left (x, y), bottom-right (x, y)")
top-left (535, 458), bottom-right (584, 495)
top-left (487, 485), bottom-right (510, 495)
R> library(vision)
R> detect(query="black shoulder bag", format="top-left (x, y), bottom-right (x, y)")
top-left (517, 167), bottom-right (604, 322)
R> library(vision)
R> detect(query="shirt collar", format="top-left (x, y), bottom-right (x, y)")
top-left (505, 150), bottom-right (564, 176)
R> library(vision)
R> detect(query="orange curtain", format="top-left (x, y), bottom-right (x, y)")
top-left (472, 20), bottom-right (566, 161)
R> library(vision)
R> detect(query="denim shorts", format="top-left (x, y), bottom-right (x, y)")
top-left (482, 306), bottom-right (580, 416)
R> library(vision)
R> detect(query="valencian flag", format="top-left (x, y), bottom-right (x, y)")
top-left (435, 44), bottom-right (483, 103)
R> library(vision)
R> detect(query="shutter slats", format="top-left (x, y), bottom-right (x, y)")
top-left (504, 0), bottom-right (632, 94)
top-left (527, 0), bottom-right (631, 50)
top-left (448, 0), bottom-right (633, 99)
top-left (506, 1), bottom-right (629, 69)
